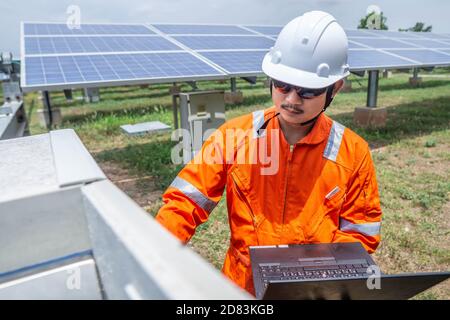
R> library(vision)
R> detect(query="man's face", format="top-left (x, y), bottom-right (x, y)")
top-left (272, 80), bottom-right (343, 126)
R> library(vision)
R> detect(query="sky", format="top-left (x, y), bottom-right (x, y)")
top-left (1, 0), bottom-right (450, 57)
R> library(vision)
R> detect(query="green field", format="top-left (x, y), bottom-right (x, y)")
top-left (5, 69), bottom-right (450, 299)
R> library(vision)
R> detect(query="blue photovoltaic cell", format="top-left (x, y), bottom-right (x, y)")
top-left (348, 41), bottom-right (369, 49)
top-left (152, 24), bottom-right (252, 35)
top-left (362, 30), bottom-right (422, 39)
top-left (385, 49), bottom-right (450, 65)
top-left (24, 23), bottom-right (154, 35)
top-left (24, 52), bottom-right (223, 86)
top-left (411, 32), bottom-right (449, 40)
top-left (25, 36), bottom-right (180, 55)
top-left (200, 51), bottom-right (267, 73)
top-left (244, 26), bottom-right (282, 36)
top-left (398, 39), bottom-right (450, 49)
top-left (348, 50), bottom-right (418, 69)
top-left (350, 38), bottom-right (418, 49)
top-left (173, 36), bottom-right (274, 50)
top-left (345, 29), bottom-right (379, 38)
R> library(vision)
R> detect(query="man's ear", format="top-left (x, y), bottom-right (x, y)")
top-left (332, 79), bottom-right (344, 98)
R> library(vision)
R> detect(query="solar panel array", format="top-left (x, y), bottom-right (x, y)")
top-left (345, 29), bottom-right (450, 70)
top-left (21, 22), bottom-right (450, 92)
top-left (21, 23), bottom-right (228, 91)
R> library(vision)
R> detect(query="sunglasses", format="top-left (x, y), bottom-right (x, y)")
top-left (272, 79), bottom-right (329, 99)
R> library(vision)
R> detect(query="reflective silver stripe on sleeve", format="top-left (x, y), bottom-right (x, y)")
top-left (170, 176), bottom-right (217, 213)
top-left (340, 218), bottom-right (381, 237)
top-left (252, 110), bottom-right (266, 139)
top-left (323, 121), bottom-right (345, 162)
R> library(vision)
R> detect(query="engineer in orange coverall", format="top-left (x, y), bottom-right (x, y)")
top-left (156, 11), bottom-right (382, 295)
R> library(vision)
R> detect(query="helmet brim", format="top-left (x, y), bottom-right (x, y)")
top-left (262, 52), bottom-right (349, 89)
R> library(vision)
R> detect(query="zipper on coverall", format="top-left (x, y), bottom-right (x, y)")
top-left (281, 144), bottom-right (294, 229)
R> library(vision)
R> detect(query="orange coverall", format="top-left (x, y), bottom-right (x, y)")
top-left (156, 106), bottom-right (382, 295)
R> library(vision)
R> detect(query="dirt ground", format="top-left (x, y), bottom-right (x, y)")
top-left (97, 160), bottom-right (163, 214)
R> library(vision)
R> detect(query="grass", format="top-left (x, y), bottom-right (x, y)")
top-left (16, 69), bottom-right (450, 299)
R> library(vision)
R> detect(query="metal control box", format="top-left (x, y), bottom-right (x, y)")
top-left (178, 91), bottom-right (225, 158)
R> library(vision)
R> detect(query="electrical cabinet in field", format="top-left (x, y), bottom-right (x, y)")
top-left (178, 90), bottom-right (225, 154)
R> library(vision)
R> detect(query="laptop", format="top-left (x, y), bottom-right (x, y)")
top-left (250, 242), bottom-right (450, 300)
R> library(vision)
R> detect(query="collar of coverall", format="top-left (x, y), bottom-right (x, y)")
top-left (266, 106), bottom-right (332, 146)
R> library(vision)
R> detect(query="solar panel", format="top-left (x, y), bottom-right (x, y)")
top-left (173, 36), bottom-right (274, 50)
top-left (347, 49), bottom-right (420, 70)
top-left (244, 26), bottom-right (282, 36)
top-left (151, 24), bottom-right (252, 35)
top-left (25, 36), bottom-right (181, 55)
top-left (384, 49), bottom-right (450, 65)
top-left (200, 51), bottom-right (267, 74)
top-left (24, 52), bottom-right (225, 88)
top-left (345, 29), bottom-right (380, 38)
top-left (411, 32), bottom-right (449, 40)
top-left (397, 39), bottom-right (450, 49)
top-left (24, 23), bottom-right (154, 35)
top-left (362, 30), bottom-right (421, 39)
top-left (350, 38), bottom-right (418, 49)
top-left (348, 41), bottom-right (368, 49)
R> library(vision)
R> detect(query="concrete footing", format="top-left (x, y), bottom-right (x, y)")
top-left (224, 91), bottom-right (244, 104)
top-left (353, 107), bottom-right (387, 128)
top-left (383, 70), bottom-right (392, 78)
top-left (409, 77), bottom-right (423, 87)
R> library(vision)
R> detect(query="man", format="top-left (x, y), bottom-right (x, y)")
top-left (156, 11), bottom-right (382, 295)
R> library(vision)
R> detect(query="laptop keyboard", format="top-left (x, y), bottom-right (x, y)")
top-left (259, 263), bottom-right (371, 287)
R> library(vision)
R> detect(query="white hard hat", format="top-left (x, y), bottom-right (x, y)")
top-left (262, 11), bottom-right (350, 89)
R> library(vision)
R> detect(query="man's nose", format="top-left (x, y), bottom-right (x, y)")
top-left (284, 89), bottom-right (303, 105)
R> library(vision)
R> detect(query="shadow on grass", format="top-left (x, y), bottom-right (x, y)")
top-left (54, 90), bottom-right (173, 109)
top-left (61, 103), bottom-right (171, 124)
top-left (53, 80), bottom-right (265, 106)
top-left (60, 89), bottom-right (271, 125)
top-left (332, 96), bottom-right (450, 148)
top-left (100, 84), bottom-right (174, 94)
